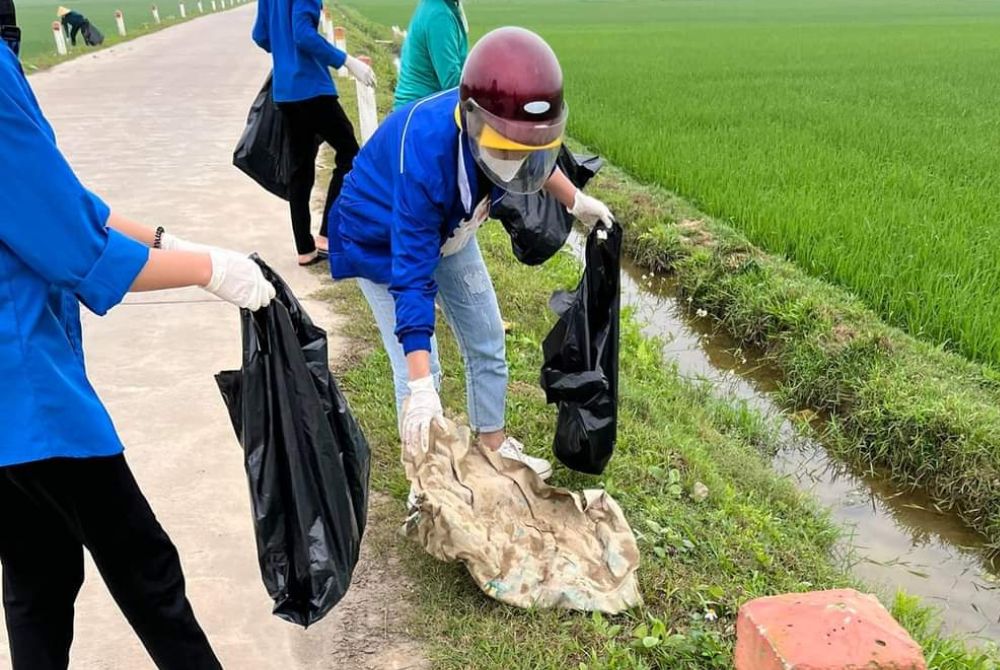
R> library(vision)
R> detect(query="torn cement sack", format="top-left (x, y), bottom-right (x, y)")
top-left (402, 418), bottom-right (642, 614)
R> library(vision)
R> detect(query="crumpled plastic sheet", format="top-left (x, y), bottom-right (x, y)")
top-left (402, 418), bottom-right (642, 614)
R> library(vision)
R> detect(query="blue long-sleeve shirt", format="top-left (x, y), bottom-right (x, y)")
top-left (252, 0), bottom-right (347, 103)
top-left (0, 47), bottom-right (150, 467)
top-left (327, 89), bottom-right (502, 354)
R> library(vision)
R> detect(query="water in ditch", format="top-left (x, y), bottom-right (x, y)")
top-left (567, 230), bottom-right (1000, 643)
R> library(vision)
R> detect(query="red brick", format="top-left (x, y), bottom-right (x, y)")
top-left (734, 589), bottom-right (927, 670)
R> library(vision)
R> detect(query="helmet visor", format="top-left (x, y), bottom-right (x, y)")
top-left (470, 142), bottom-right (561, 195)
top-left (463, 99), bottom-right (565, 194)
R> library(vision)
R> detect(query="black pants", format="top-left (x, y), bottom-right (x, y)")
top-left (278, 95), bottom-right (360, 255)
top-left (65, 19), bottom-right (87, 46)
top-left (0, 455), bottom-right (221, 670)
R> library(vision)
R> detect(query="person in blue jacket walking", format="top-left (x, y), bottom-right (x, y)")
top-left (327, 27), bottom-right (614, 479)
top-left (0, 15), bottom-right (274, 669)
top-left (253, 0), bottom-right (376, 266)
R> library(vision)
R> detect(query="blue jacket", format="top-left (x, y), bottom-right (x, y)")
top-left (252, 0), bottom-right (346, 103)
top-left (0, 47), bottom-right (149, 468)
top-left (328, 88), bottom-right (501, 355)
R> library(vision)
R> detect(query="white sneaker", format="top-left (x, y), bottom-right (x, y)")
top-left (497, 437), bottom-right (553, 480)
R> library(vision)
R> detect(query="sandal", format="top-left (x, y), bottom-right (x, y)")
top-left (298, 253), bottom-right (326, 267)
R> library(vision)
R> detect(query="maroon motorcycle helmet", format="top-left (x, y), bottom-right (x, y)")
top-left (460, 27), bottom-right (567, 194)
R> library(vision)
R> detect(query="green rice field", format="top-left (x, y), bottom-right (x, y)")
top-left (352, 0), bottom-right (1000, 366)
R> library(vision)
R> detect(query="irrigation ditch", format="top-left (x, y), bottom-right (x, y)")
top-left (567, 229), bottom-right (1000, 642)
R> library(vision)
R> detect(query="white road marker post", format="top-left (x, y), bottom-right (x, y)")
top-left (115, 10), bottom-right (127, 36)
top-left (179, 2), bottom-right (186, 17)
top-left (52, 21), bottom-right (67, 55)
top-left (151, 4), bottom-right (160, 23)
top-left (197, 0), bottom-right (203, 11)
top-left (210, 0), bottom-right (216, 10)
top-left (322, 7), bottom-right (333, 43)
top-left (334, 26), bottom-right (347, 77)
top-left (354, 56), bottom-right (379, 145)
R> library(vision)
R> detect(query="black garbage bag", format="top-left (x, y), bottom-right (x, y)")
top-left (540, 223), bottom-right (622, 475)
top-left (492, 147), bottom-right (604, 266)
top-left (233, 76), bottom-right (298, 201)
top-left (82, 22), bottom-right (103, 46)
top-left (215, 257), bottom-right (370, 627)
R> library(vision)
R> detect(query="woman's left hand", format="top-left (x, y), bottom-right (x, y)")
top-left (202, 251), bottom-right (275, 311)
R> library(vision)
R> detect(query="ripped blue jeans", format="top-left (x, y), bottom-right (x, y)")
top-left (356, 236), bottom-right (508, 433)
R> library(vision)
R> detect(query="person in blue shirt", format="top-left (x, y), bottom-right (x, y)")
top-left (327, 27), bottom-right (614, 481)
top-left (0, 18), bottom-right (274, 669)
top-left (252, 0), bottom-right (376, 266)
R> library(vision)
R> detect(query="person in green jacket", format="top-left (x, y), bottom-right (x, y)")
top-left (393, 0), bottom-right (468, 109)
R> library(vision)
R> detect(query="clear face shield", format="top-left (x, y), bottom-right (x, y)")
top-left (463, 99), bottom-right (566, 195)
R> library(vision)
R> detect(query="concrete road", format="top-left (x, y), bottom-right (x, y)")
top-left (0, 6), bottom-right (419, 669)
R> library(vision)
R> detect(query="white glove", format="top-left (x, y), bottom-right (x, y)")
top-left (401, 376), bottom-right (443, 458)
top-left (160, 232), bottom-right (257, 266)
top-left (203, 250), bottom-right (275, 311)
top-left (159, 231), bottom-right (214, 254)
top-left (345, 55), bottom-right (377, 88)
top-left (569, 191), bottom-right (615, 229)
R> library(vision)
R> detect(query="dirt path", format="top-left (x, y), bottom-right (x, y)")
top-left (0, 7), bottom-right (425, 669)
top-left (291, 494), bottom-right (429, 670)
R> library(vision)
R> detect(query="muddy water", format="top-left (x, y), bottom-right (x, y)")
top-left (566, 231), bottom-right (1000, 642)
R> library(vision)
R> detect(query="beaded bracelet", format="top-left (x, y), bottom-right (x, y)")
top-left (153, 226), bottom-right (165, 249)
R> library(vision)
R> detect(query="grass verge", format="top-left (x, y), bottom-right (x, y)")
top-left (321, 223), bottom-right (996, 669)
top-left (329, 7), bottom-right (999, 666)
top-left (17, 0), bottom-right (248, 72)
